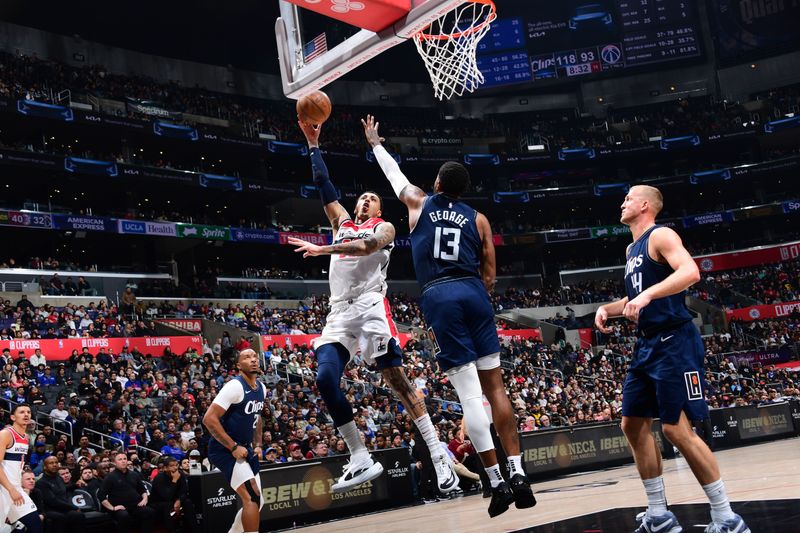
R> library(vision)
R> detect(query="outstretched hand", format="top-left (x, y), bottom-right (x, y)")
top-left (298, 118), bottom-right (321, 147)
top-left (361, 114), bottom-right (385, 147)
top-left (287, 237), bottom-right (326, 258)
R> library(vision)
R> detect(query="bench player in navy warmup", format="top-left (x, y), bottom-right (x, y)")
top-left (287, 119), bottom-right (458, 495)
top-left (595, 185), bottom-right (749, 533)
top-left (361, 115), bottom-right (536, 518)
top-left (203, 349), bottom-right (266, 533)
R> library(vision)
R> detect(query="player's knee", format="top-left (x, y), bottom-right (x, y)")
top-left (620, 417), bottom-right (649, 442)
top-left (244, 480), bottom-right (261, 507)
top-left (620, 417), bottom-right (634, 436)
top-left (661, 422), bottom-right (691, 446)
top-left (315, 351), bottom-right (342, 396)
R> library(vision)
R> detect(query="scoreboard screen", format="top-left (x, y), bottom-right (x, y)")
top-left (476, 0), bottom-right (703, 88)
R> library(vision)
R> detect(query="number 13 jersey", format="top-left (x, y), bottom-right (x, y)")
top-left (410, 193), bottom-right (481, 291)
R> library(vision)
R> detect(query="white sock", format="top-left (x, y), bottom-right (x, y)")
top-left (228, 509), bottom-right (244, 533)
top-left (643, 476), bottom-right (668, 518)
top-left (703, 479), bottom-right (735, 523)
top-left (414, 414), bottom-right (442, 457)
top-left (338, 420), bottom-right (368, 459)
top-left (507, 455), bottom-right (524, 477)
top-left (485, 464), bottom-right (504, 488)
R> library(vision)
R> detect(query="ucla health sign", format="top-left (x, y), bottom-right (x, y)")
top-left (117, 220), bottom-right (177, 237)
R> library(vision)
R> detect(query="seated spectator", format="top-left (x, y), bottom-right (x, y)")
top-left (97, 452), bottom-right (155, 533)
top-left (159, 435), bottom-right (186, 460)
top-left (35, 456), bottom-right (87, 532)
top-left (149, 456), bottom-right (194, 532)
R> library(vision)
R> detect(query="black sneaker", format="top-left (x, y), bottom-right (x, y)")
top-left (487, 482), bottom-right (515, 518)
top-left (509, 473), bottom-right (537, 509)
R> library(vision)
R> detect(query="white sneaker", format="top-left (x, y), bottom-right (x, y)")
top-left (331, 455), bottom-right (384, 493)
top-left (432, 453), bottom-right (460, 494)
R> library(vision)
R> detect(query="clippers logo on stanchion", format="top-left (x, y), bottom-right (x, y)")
top-left (331, 0), bottom-right (365, 14)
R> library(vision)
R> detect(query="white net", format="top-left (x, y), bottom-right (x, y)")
top-left (412, 0), bottom-right (496, 101)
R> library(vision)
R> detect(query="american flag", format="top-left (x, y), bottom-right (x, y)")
top-left (303, 33), bottom-right (328, 64)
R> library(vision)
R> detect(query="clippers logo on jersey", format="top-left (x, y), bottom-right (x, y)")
top-left (625, 254), bottom-right (645, 295)
top-left (328, 218), bottom-right (392, 304)
top-left (244, 400), bottom-right (264, 415)
top-left (623, 226), bottom-right (693, 333)
top-left (684, 371), bottom-right (702, 401)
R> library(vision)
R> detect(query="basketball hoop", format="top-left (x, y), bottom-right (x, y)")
top-left (412, 0), bottom-right (496, 101)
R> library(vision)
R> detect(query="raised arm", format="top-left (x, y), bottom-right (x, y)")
top-left (288, 222), bottom-right (396, 258)
top-left (298, 120), bottom-right (350, 231)
top-left (361, 115), bottom-right (428, 231)
top-left (475, 212), bottom-right (496, 293)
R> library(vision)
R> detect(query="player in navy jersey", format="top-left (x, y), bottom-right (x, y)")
top-left (595, 186), bottom-right (749, 533)
top-left (203, 349), bottom-right (266, 533)
top-left (362, 115), bottom-right (536, 518)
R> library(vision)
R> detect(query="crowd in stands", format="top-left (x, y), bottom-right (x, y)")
top-left (0, 257), bottom-right (97, 273)
top-left (0, 286), bottom-right (797, 531)
top-left (2, 50), bottom-right (798, 155)
top-left (133, 280), bottom-right (623, 336)
top-left (493, 280), bottom-right (625, 311)
top-left (0, 295), bottom-right (154, 341)
top-left (692, 258), bottom-right (800, 307)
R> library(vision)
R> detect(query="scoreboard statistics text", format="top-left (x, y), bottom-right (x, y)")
top-left (476, 0), bottom-right (702, 88)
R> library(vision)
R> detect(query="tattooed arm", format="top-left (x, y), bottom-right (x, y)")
top-left (287, 222), bottom-right (396, 257)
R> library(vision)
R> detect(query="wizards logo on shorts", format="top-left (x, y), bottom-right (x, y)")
top-left (684, 371), bottom-right (702, 401)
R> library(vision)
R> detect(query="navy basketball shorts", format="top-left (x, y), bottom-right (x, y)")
top-left (208, 443), bottom-right (261, 490)
top-left (420, 277), bottom-right (501, 373)
top-left (622, 321), bottom-right (709, 424)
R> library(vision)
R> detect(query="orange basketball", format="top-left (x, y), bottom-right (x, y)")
top-left (296, 90), bottom-right (332, 125)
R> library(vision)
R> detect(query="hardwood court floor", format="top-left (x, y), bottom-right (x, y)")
top-left (295, 438), bottom-right (800, 533)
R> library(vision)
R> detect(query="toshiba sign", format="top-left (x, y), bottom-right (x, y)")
top-left (156, 319), bottom-right (203, 332)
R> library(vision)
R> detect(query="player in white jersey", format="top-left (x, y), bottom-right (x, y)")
top-left (0, 403), bottom-right (43, 533)
top-left (287, 120), bottom-right (458, 495)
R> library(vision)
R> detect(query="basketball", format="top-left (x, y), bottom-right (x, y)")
top-left (297, 90), bottom-right (332, 125)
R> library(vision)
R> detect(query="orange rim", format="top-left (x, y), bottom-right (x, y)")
top-left (416, 0), bottom-right (497, 41)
